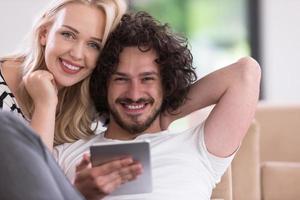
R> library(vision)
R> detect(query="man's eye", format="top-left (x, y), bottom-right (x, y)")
top-left (61, 31), bottom-right (75, 40)
top-left (142, 77), bottom-right (155, 81)
top-left (114, 77), bottom-right (128, 82)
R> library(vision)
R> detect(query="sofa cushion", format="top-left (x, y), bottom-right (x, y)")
top-left (261, 161), bottom-right (300, 200)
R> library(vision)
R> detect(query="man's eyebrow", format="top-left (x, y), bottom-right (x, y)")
top-left (113, 71), bottom-right (159, 76)
top-left (62, 25), bottom-right (103, 42)
top-left (113, 72), bottom-right (128, 76)
top-left (140, 71), bottom-right (159, 76)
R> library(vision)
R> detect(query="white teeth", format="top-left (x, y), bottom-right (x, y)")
top-left (127, 104), bottom-right (144, 110)
top-left (62, 60), bottom-right (80, 71)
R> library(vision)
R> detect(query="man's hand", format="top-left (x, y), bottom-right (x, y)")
top-left (74, 154), bottom-right (143, 200)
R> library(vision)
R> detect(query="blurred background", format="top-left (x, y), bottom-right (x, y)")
top-left (0, 0), bottom-right (299, 103)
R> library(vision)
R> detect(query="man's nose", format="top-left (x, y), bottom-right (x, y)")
top-left (126, 80), bottom-right (143, 101)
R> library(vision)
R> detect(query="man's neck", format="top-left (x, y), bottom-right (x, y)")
top-left (105, 117), bottom-right (163, 140)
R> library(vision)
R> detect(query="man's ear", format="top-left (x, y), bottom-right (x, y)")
top-left (39, 25), bottom-right (49, 46)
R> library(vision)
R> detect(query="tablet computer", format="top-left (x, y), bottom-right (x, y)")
top-left (90, 140), bottom-right (152, 196)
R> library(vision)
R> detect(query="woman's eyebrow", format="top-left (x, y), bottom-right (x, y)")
top-left (62, 25), bottom-right (103, 42)
top-left (62, 25), bottom-right (79, 33)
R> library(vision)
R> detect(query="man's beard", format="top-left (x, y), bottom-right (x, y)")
top-left (109, 98), bottom-right (161, 134)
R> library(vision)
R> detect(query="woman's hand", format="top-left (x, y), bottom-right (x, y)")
top-left (74, 154), bottom-right (143, 200)
top-left (23, 70), bottom-right (58, 150)
top-left (23, 70), bottom-right (58, 107)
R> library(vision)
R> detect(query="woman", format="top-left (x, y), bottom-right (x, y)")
top-left (0, 1), bottom-right (143, 198)
top-left (0, 0), bottom-right (126, 150)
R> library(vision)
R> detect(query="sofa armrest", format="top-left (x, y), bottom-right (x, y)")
top-left (231, 120), bottom-right (261, 200)
top-left (211, 166), bottom-right (232, 200)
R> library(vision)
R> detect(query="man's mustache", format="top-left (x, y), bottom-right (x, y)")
top-left (116, 97), bottom-right (154, 104)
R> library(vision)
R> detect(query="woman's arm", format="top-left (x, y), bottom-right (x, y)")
top-left (1, 61), bottom-right (57, 150)
top-left (23, 70), bottom-right (58, 150)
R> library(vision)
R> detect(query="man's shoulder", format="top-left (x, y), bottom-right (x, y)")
top-left (168, 117), bottom-right (205, 134)
top-left (54, 133), bottom-right (103, 157)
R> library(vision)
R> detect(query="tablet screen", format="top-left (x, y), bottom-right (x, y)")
top-left (90, 140), bottom-right (152, 195)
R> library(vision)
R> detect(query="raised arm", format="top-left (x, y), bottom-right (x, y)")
top-left (165, 57), bottom-right (261, 157)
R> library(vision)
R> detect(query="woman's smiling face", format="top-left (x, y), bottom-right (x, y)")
top-left (40, 3), bottom-right (105, 88)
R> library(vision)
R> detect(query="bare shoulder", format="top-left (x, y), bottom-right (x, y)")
top-left (1, 59), bottom-right (22, 77)
top-left (0, 59), bottom-right (23, 92)
top-left (1, 59), bottom-right (22, 70)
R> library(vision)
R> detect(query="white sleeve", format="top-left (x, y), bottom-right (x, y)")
top-left (196, 121), bottom-right (237, 184)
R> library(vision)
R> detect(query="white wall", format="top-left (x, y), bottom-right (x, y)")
top-left (0, 0), bottom-right (50, 56)
top-left (1, 0), bottom-right (300, 103)
top-left (260, 0), bottom-right (300, 103)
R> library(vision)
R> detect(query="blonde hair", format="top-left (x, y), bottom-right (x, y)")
top-left (2, 0), bottom-right (127, 145)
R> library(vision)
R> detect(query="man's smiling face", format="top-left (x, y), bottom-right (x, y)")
top-left (107, 46), bottom-right (163, 135)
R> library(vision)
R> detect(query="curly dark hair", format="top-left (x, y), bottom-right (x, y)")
top-left (90, 11), bottom-right (197, 117)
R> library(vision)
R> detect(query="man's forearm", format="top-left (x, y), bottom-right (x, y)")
top-left (171, 57), bottom-right (261, 121)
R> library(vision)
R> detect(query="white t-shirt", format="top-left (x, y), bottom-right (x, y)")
top-left (53, 121), bottom-right (235, 200)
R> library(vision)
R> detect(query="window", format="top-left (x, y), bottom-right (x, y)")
top-left (130, 0), bottom-right (250, 78)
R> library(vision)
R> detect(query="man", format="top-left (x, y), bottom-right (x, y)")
top-left (55, 11), bottom-right (261, 199)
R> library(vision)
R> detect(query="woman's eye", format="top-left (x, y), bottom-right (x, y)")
top-left (61, 31), bottom-right (75, 40)
top-left (88, 42), bottom-right (101, 51)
